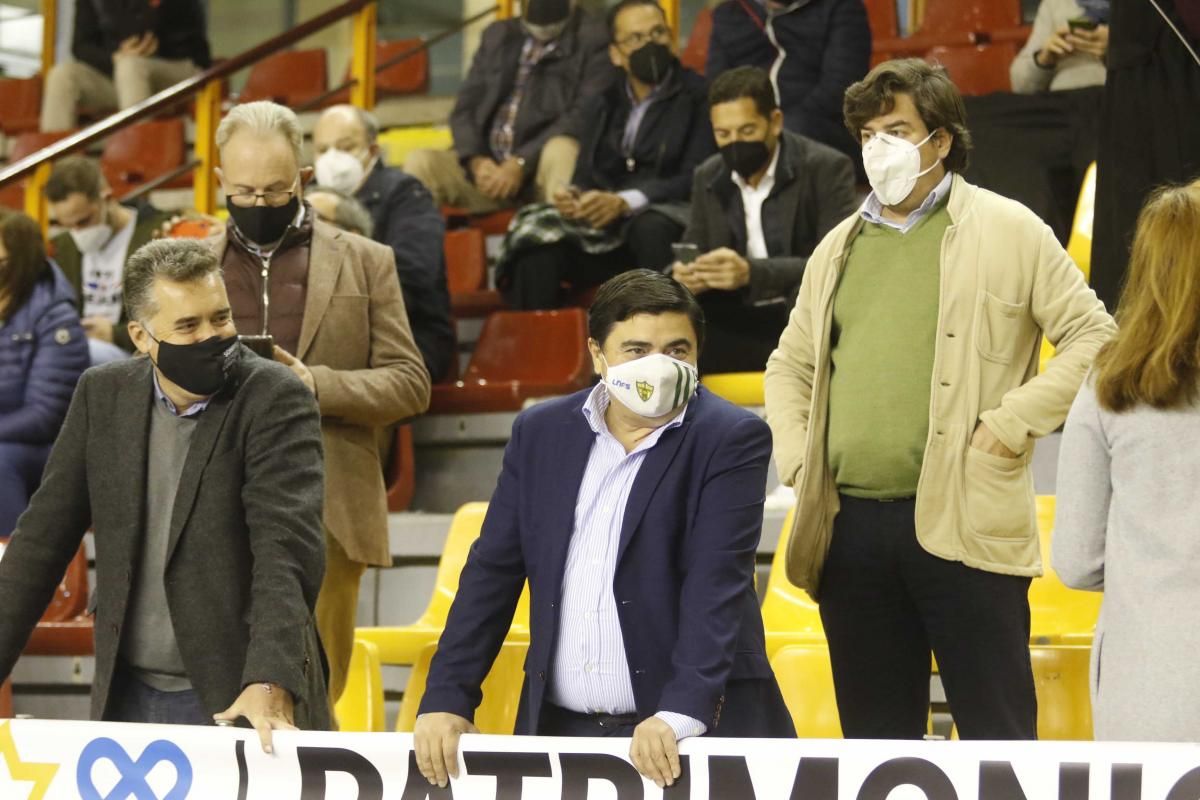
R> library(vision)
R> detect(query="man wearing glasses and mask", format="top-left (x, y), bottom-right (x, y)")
top-left (208, 101), bottom-right (432, 708)
top-left (496, 0), bottom-right (715, 310)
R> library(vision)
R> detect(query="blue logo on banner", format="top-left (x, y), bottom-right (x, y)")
top-left (77, 737), bottom-right (193, 800)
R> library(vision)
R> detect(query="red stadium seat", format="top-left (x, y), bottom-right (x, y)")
top-left (927, 43), bottom-right (1017, 95)
top-left (865, 0), bottom-right (900, 65)
top-left (0, 678), bottom-right (10, 718)
top-left (0, 76), bottom-right (42, 136)
top-left (874, 0), bottom-right (1028, 58)
top-left (328, 39), bottom-right (430, 105)
top-left (0, 131), bottom-right (73, 210)
top-left (386, 425), bottom-right (416, 512)
top-left (101, 118), bottom-right (190, 199)
top-left (24, 545), bottom-right (94, 656)
top-left (681, 7), bottom-right (714, 75)
top-left (441, 206), bottom-right (517, 238)
top-left (239, 48), bottom-right (329, 107)
top-left (430, 309), bottom-right (591, 414)
top-left (444, 228), bottom-right (486, 295)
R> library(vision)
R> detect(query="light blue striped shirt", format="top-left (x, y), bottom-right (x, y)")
top-left (548, 383), bottom-right (706, 740)
top-left (860, 171), bottom-right (953, 234)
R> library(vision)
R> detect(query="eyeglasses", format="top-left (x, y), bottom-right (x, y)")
top-left (616, 24), bottom-right (671, 51)
top-left (226, 178), bottom-right (300, 208)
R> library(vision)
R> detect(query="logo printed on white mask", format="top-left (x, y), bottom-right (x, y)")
top-left (314, 148), bottom-right (368, 196)
top-left (602, 353), bottom-right (697, 419)
top-left (862, 130), bottom-right (940, 207)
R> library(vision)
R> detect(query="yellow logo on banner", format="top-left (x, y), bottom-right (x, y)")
top-left (0, 722), bottom-right (58, 800)
top-left (636, 381), bottom-right (654, 402)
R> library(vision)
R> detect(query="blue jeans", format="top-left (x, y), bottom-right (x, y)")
top-left (107, 670), bottom-right (211, 726)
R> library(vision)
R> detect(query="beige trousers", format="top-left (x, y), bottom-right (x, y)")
top-left (41, 56), bottom-right (200, 132)
top-left (403, 135), bottom-right (580, 213)
top-left (314, 527), bottom-right (368, 706)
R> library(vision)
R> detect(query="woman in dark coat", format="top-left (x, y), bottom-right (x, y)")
top-left (0, 210), bottom-right (89, 535)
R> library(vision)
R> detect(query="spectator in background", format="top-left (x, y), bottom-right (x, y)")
top-left (706, 0), bottom-right (871, 172)
top-left (1054, 181), bottom-right (1200, 743)
top-left (764, 59), bottom-right (1115, 741)
top-left (41, 0), bottom-right (211, 132)
top-left (0, 210), bottom-right (89, 536)
top-left (404, 0), bottom-right (611, 213)
top-left (496, 0), bottom-right (715, 310)
top-left (313, 105), bottom-right (455, 384)
top-left (676, 66), bottom-right (857, 374)
top-left (46, 156), bottom-right (169, 362)
top-left (210, 101), bottom-right (431, 706)
top-left (305, 188), bottom-right (375, 239)
top-left (1011, 0), bottom-right (1108, 94)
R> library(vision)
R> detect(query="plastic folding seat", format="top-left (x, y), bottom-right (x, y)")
top-left (875, 0), bottom-right (1027, 57)
top-left (355, 502), bottom-right (531, 667)
top-left (681, 7), bottom-right (713, 75)
top-left (386, 424), bottom-right (416, 512)
top-left (770, 643), bottom-right (842, 738)
top-left (441, 206), bottom-right (516, 238)
top-left (1030, 495), bottom-right (1102, 644)
top-left (0, 131), bottom-right (73, 210)
top-left (0, 76), bottom-right (43, 136)
top-left (100, 118), bottom-right (189, 200)
top-left (327, 39), bottom-right (430, 106)
top-left (864, 0), bottom-right (900, 65)
top-left (926, 43), bottom-right (1017, 95)
top-left (1040, 162), bottom-right (1096, 373)
top-left (701, 372), bottom-right (765, 406)
top-left (444, 227), bottom-right (487, 294)
top-left (760, 506), bottom-right (826, 658)
top-left (396, 640), bottom-right (529, 734)
top-left (0, 678), bottom-right (10, 718)
top-left (1030, 644), bottom-right (1093, 740)
top-left (333, 638), bottom-right (386, 732)
top-left (24, 544), bottom-right (94, 656)
top-left (429, 309), bottom-right (591, 414)
top-left (238, 48), bottom-right (328, 107)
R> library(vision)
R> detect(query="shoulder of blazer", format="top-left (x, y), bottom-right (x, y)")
top-left (514, 387), bottom-right (593, 432)
top-left (316, 218), bottom-right (393, 268)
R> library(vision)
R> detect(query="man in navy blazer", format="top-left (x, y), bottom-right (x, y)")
top-left (414, 269), bottom-right (794, 790)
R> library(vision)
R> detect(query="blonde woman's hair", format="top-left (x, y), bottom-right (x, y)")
top-left (216, 100), bottom-right (304, 164)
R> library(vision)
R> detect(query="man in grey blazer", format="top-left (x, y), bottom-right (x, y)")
top-left (0, 239), bottom-right (329, 749)
top-left (674, 66), bottom-right (859, 374)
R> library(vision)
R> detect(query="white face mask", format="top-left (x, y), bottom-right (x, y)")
top-left (314, 148), bottom-right (368, 196)
top-left (602, 352), bottom-right (698, 419)
top-left (861, 130), bottom-right (940, 207)
top-left (69, 204), bottom-right (113, 255)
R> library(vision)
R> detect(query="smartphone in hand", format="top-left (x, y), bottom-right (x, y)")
top-left (671, 243), bottom-right (701, 265)
top-left (239, 335), bottom-right (275, 359)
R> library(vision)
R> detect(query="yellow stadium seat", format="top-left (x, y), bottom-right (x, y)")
top-left (1039, 162), bottom-right (1097, 374)
top-left (356, 502), bottom-right (531, 667)
top-left (700, 372), bottom-right (765, 406)
top-left (1030, 496), bottom-right (1102, 644)
top-left (377, 126), bottom-right (454, 169)
top-left (761, 506), bottom-right (826, 657)
top-left (397, 640), bottom-right (529, 734)
top-left (1031, 644), bottom-right (1093, 740)
top-left (770, 643), bottom-right (842, 738)
top-left (334, 638), bottom-right (385, 732)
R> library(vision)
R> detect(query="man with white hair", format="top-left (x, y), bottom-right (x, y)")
top-left (208, 100), bottom-right (432, 706)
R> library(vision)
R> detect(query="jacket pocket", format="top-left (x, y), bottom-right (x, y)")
top-left (962, 446), bottom-right (1032, 538)
top-left (975, 292), bottom-right (1026, 365)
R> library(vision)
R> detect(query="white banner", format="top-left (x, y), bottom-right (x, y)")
top-left (1, 719), bottom-right (1199, 799)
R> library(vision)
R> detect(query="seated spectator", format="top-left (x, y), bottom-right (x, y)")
top-left (41, 0), bottom-right (211, 132)
top-left (675, 66), bottom-right (857, 374)
top-left (497, 0), bottom-right (716, 310)
top-left (45, 157), bottom-right (168, 362)
top-left (1054, 180), bottom-right (1200, 742)
top-left (306, 188), bottom-right (375, 239)
top-left (706, 0), bottom-right (871, 170)
top-left (1011, 0), bottom-right (1108, 94)
top-left (314, 105), bottom-right (455, 384)
top-left (404, 0), bottom-right (611, 213)
top-left (0, 210), bottom-right (89, 536)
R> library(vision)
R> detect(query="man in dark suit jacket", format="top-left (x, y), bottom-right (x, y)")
top-left (675, 66), bottom-right (859, 373)
top-left (0, 239), bottom-right (329, 747)
top-left (413, 269), bottom-right (793, 791)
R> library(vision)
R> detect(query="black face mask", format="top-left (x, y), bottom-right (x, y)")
top-left (720, 139), bottom-right (773, 181)
top-left (628, 41), bottom-right (676, 86)
top-left (227, 195), bottom-right (299, 247)
top-left (525, 0), bottom-right (570, 25)
top-left (151, 334), bottom-right (239, 397)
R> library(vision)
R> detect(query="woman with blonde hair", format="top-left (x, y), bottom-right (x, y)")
top-left (1054, 179), bottom-right (1200, 741)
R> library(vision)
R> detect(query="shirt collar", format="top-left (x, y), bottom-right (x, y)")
top-left (624, 78), bottom-right (663, 109)
top-left (582, 383), bottom-right (688, 450)
top-left (730, 138), bottom-right (781, 194)
top-left (860, 170), bottom-right (953, 233)
top-left (152, 369), bottom-right (210, 418)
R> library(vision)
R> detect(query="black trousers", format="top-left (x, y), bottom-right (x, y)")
top-left (818, 494), bottom-right (1037, 740)
top-left (502, 210), bottom-right (682, 310)
top-left (537, 701), bottom-right (638, 737)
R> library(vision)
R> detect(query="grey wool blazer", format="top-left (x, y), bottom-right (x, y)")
top-left (0, 345), bottom-right (331, 729)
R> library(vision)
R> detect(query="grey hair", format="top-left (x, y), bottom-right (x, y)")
top-left (124, 239), bottom-right (223, 324)
top-left (322, 103), bottom-right (379, 143)
top-left (216, 100), bottom-right (304, 164)
top-left (307, 188), bottom-right (375, 238)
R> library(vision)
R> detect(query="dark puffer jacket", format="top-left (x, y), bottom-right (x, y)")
top-left (0, 262), bottom-right (89, 446)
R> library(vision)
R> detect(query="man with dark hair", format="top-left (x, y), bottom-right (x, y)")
top-left (497, 0), bottom-right (716, 309)
top-left (45, 156), bottom-right (169, 360)
top-left (404, 0), bottom-right (610, 212)
top-left (764, 58), bottom-right (1115, 740)
top-left (676, 65), bottom-right (857, 373)
top-left (706, 0), bottom-right (871, 171)
top-left (0, 238), bottom-right (330, 744)
top-left (413, 268), bottom-right (793, 790)
top-left (41, 0), bottom-right (211, 132)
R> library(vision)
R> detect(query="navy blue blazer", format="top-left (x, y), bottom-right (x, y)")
top-left (419, 386), bottom-right (795, 738)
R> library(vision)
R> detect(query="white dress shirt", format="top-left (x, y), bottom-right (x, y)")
top-left (548, 383), bottom-right (706, 740)
top-left (730, 141), bottom-right (781, 260)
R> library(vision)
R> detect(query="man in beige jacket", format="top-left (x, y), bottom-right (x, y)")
top-left (763, 59), bottom-right (1115, 741)
top-left (207, 101), bottom-right (432, 707)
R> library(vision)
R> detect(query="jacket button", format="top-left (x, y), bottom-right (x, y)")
top-left (537, 671), bottom-right (546, 682)
top-left (111, 623), bottom-right (119, 634)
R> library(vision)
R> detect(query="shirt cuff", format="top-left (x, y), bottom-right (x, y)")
top-left (617, 190), bottom-right (649, 214)
top-left (654, 711), bottom-right (707, 741)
